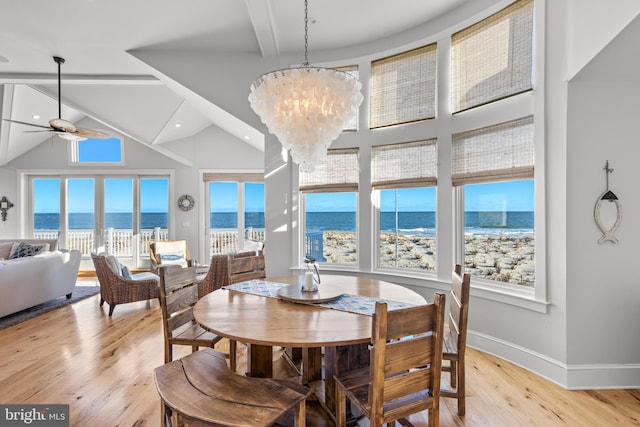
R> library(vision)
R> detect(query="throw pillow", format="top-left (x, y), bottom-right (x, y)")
top-left (121, 265), bottom-right (133, 280)
top-left (160, 252), bottom-right (188, 268)
top-left (104, 254), bottom-right (124, 277)
top-left (8, 242), bottom-right (47, 259)
top-left (0, 242), bottom-right (16, 260)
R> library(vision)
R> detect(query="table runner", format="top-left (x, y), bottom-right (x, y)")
top-left (223, 280), bottom-right (419, 316)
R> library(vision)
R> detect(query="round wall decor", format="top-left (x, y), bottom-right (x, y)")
top-left (177, 194), bottom-right (195, 211)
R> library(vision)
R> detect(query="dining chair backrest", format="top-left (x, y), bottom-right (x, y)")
top-left (334, 293), bottom-right (445, 427)
top-left (441, 264), bottom-right (471, 416)
top-left (158, 266), bottom-right (199, 338)
top-left (228, 252), bottom-right (266, 284)
top-left (157, 265), bottom-right (223, 364)
top-left (447, 264), bottom-right (471, 360)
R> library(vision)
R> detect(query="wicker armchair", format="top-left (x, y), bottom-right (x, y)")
top-left (197, 251), bottom-right (262, 298)
top-left (92, 253), bottom-right (160, 316)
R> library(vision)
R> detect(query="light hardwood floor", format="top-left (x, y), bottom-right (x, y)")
top-left (0, 278), bottom-right (638, 426)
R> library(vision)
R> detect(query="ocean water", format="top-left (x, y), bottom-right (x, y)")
top-left (34, 211), bottom-right (533, 236)
top-left (33, 212), bottom-right (264, 230)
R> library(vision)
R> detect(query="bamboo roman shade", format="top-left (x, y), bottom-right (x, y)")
top-left (451, 116), bottom-right (533, 186)
top-left (299, 148), bottom-right (359, 192)
top-left (203, 173), bottom-right (264, 182)
top-left (371, 139), bottom-right (437, 189)
top-left (451, 0), bottom-right (533, 113)
top-left (370, 44), bottom-right (437, 129)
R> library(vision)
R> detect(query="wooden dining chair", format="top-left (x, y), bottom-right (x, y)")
top-left (158, 266), bottom-right (236, 371)
top-left (227, 251), bottom-right (266, 284)
top-left (153, 348), bottom-right (310, 427)
top-left (441, 264), bottom-right (471, 416)
top-left (334, 293), bottom-right (446, 427)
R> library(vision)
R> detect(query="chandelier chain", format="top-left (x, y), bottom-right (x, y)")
top-left (303, 0), bottom-right (309, 66)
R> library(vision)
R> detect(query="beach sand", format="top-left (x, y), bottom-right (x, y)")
top-left (319, 231), bottom-right (534, 286)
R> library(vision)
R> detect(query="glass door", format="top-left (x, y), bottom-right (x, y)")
top-left (206, 180), bottom-right (265, 258)
top-left (32, 178), bottom-right (61, 241)
top-left (104, 177), bottom-right (134, 268)
top-left (209, 182), bottom-right (239, 255)
top-left (30, 174), bottom-right (169, 271)
top-left (140, 178), bottom-right (169, 268)
top-left (66, 178), bottom-right (96, 269)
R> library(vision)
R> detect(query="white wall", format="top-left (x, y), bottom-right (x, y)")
top-left (566, 82), bottom-right (640, 369)
top-left (566, 0), bottom-right (640, 80)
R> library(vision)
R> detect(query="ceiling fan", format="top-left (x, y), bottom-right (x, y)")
top-left (3, 56), bottom-right (110, 141)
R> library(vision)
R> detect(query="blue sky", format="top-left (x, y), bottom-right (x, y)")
top-left (308, 180), bottom-right (534, 212)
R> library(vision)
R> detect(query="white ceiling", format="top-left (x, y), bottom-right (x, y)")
top-left (0, 0), bottom-right (472, 165)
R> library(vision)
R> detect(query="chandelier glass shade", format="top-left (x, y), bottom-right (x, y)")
top-left (248, 0), bottom-right (363, 171)
top-left (249, 67), bottom-right (362, 170)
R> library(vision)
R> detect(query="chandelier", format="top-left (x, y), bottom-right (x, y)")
top-left (248, 0), bottom-right (363, 171)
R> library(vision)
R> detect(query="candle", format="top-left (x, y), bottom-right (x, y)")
top-left (303, 271), bottom-right (314, 291)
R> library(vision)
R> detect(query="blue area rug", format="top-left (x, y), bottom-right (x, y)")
top-left (0, 285), bottom-right (100, 331)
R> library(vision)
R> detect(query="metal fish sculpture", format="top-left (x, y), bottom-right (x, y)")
top-left (595, 161), bottom-right (621, 244)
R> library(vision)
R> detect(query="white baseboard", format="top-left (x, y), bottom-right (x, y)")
top-left (566, 364), bottom-right (640, 390)
top-left (468, 331), bottom-right (640, 389)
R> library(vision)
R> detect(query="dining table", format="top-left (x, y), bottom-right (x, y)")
top-left (193, 274), bottom-right (427, 415)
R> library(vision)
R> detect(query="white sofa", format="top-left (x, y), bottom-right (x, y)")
top-left (0, 239), bottom-right (81, 318)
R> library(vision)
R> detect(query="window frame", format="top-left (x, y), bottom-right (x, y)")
top-left (371, 139), bottom-right (438, 275)
top-left (202, 171), bottom-right (265, 259)
top-left (298, 149), bottom-right (360, 270)
top-left (68, 134), bottom-right (125, 166)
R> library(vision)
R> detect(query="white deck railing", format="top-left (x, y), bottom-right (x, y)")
top-left (34, 227), bottom-right (265, 258)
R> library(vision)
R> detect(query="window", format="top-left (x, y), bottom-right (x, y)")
top-left (69, 136), bottom-right (123, 165)
top-left (451, 0), bottom-right (534, 113)
top-left (31, 174), bottom-right (169, 269)
top-left (452, 116), bottom-right (534, 286)
top-left (300, 149), bottom-right (359, 264)
top-left (140, 178), bottom-right (169, 240)
top-left (32, 178), bottom-right (61, 239)
top-left (370, 44), bottom-right (437, 128)
top-left (204, 173), bottom-right (265, 255)
top-left (463, 180), bottom-right (534, 286)
top-left (372, 140), bottom-right (437, 271)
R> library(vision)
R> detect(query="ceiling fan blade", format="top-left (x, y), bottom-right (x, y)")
top-left (75, 128), bottom-right (111, 139)
top-left (23, 130), bottom-right (57, 133)
top-left (48, 118), bottom-right (77, 133)
top-left (2, 118), bottom-right (53, 130)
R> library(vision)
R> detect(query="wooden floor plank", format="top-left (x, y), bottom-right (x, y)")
top-left (0, 279), bottom-right (638, 426)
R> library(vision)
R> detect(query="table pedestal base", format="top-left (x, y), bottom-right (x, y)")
top-left (246, 344), bottom-right (273, 378)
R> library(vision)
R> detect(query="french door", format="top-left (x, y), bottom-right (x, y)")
top-left (31, 174), bottom-right (169, 270)
top-left (205, 179), bottom-right (265, 259)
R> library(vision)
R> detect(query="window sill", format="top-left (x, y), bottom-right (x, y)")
top-left (469, 279), bottom-right (549, 313)
top-left (320, 266), bottom-right (550, 314)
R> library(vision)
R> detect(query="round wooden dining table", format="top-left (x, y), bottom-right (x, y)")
top-left (193, 274), bottom-right (427, 414)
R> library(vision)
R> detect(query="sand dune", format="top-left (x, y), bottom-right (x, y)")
top-left (319, 231), bottom-right (534, 286)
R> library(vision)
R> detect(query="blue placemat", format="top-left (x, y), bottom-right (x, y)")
top-left (223, 280), bottom-right (288, 298)
top-left (224, 280), bottom-right (419, 316)
top-left (315, 293), bottom-right (417, 316)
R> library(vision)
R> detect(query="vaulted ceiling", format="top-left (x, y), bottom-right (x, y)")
top-left (0, 0), bottom-right (477, 166)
